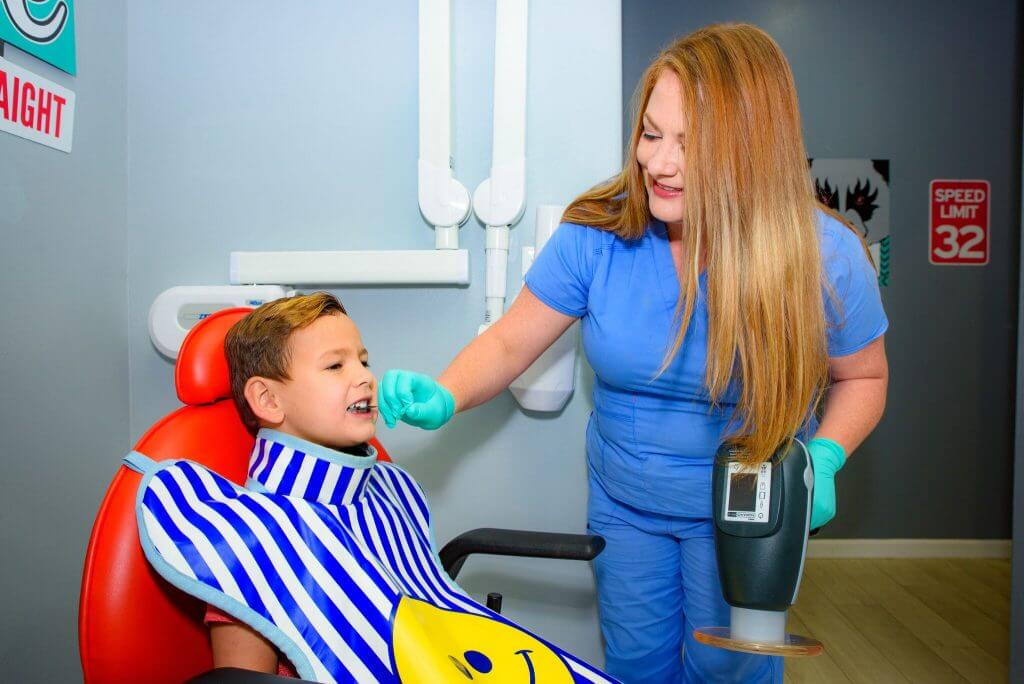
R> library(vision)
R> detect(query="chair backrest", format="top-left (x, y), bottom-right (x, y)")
top-left (78, 307), bottom-right (391, 683)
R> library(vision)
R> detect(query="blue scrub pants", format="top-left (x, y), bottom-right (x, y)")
top-left (588, 471), bottom-right (782, 683)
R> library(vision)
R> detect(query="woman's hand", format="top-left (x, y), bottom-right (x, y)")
top-left (807, 437), bottom-right (846, 529)
top-left (378, 370), bottom-right (456, 430)
top-left (810, 335), bottom-right (887, 530)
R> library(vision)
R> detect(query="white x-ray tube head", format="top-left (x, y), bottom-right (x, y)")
top-left (510, 205), bottom-right (577, 411)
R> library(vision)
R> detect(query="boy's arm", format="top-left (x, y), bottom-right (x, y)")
top-left (209, 622), bottom-right (279, 674)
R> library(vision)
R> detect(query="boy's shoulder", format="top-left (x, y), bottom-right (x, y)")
top-left (369, 461), bottom-right (431, 514)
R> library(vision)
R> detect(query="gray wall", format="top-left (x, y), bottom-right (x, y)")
top-left (623, 1), bottom-right (1022, 539)
top-left (1012, 76), bottom-right (1023, 684)
top-left (125, 1), bottom-right (620, 668)
top-left (0, 6), bottom-right (128, 682)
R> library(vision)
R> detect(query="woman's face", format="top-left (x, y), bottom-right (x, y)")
top-left (636, 71), bottom-right (686, 228)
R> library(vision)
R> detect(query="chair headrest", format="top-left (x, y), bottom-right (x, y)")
top-left (175, 308), bottom-right (253, 405)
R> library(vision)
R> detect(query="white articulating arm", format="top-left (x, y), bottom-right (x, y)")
top-left (216, 0), bottom-right (473, 289)
top-left (419, 0), bottom-right (471, 248)
top-left (473, 0), bottom-right (528, 327)
top-left (229, 250), bottom-right (469, 286)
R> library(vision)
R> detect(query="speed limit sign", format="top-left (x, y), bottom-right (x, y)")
top-left (930, 180), bottom-right (989, 266)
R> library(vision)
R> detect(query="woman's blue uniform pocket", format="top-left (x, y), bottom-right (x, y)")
top-left (587, 391), bottom-right (647, 479)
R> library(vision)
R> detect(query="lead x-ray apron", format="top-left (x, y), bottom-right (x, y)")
top-left (130, 428), bottom-right (616, 683)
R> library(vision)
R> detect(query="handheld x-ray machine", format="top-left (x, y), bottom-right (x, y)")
top-left (693, 439), bottom-right (824, 657)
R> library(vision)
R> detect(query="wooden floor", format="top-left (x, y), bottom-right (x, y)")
top-left (784, 558), bottom-right (1010, 683)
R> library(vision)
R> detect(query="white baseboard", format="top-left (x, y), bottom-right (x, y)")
top-left (807, 538), bottom-right (1011, 559)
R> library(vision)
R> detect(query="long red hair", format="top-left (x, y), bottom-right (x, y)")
top-left (564, 24), bottom-right (839, 466)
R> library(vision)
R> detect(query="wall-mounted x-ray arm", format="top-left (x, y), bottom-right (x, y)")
top-left (473, 0), bottom-right (528, 331)
top-left (419, 0), bottom-right (471, 249)
top-left (151, 2), bottom-right (472, 358)
top-left (229, 0), bottom-right (470, 287)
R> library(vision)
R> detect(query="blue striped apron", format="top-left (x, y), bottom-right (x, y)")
top-left (130, 428), bottom-right (616, 683)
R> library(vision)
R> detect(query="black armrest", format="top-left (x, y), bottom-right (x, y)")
top-left (440, 527), bottom-right (606, 580)
top-left (188, 667), bottom-right (311, 683)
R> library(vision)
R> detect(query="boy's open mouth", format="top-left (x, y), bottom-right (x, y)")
top-left (347, 399), bottom-right (373, 414)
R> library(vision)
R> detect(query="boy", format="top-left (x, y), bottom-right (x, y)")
top-left (210, 292), bottom-right (378, 676)
top-left (130, 293), bottom-right (616, 682)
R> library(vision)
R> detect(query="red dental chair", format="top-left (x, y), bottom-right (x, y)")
top-left (79, 307), bottom-right (604, 683)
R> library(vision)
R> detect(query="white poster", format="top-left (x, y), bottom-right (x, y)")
top-left (810, 158), bottom-right (890, 286)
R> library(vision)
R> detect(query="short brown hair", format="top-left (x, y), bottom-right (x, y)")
top-left (225, 292), bottom-right (347, 435)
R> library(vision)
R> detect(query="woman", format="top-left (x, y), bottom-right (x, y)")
top-left (379, 23), bottom-right (888, 683)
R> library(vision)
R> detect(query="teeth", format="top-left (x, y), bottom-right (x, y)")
top-left (348, 399), bottom-right (370, 412)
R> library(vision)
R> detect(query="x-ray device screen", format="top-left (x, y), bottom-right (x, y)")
top-left (724, 462), bottom-right (771, 523)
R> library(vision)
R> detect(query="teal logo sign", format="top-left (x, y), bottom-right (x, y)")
top-left (0, 1), bottom-right (76, 75)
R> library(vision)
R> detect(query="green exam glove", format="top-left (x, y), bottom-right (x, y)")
top-left (807, 437), bottom-right (847, 530)
top-left (377, 369), bottom-right (455, 430)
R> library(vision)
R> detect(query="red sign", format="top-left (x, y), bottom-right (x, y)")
top-left (929, 180), bottom-right (989, 266)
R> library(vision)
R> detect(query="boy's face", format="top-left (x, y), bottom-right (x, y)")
top-left (252, 313), bottom-right (377, 450)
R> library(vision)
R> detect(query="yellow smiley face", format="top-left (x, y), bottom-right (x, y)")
top-left (391, 597), bottom-right (575, 683)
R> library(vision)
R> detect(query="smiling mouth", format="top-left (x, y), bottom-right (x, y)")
top-left (347, 399), bottom-right (375, 414)
top-left (654, 179), bottom-right (682, 192)
top-left (515, 650), bottom-right (537, 683)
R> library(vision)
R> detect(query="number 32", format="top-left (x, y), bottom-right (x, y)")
top-left (933, 224), bottom-right (985, 260)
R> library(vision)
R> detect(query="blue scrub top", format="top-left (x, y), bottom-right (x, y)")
top-left (524, 210), bottom-right (888, 518)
